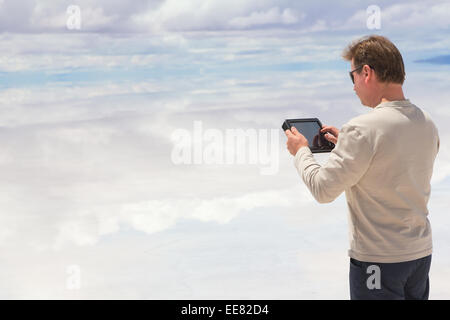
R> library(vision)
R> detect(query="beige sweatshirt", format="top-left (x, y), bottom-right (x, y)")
top-left (293, 99), bottom-right (440, 263)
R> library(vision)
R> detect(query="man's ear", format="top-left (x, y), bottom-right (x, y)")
top-left (363, 65), bottom-right (372, 83)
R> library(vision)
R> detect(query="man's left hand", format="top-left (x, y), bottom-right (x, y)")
top-left (285, 127), bottom-right (309, 156)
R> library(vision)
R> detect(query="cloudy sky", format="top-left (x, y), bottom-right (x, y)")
top-left (0, 0), bottom-right (449, 299)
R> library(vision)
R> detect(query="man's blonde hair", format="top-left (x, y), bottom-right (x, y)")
top-left (342, 35), bottom-right (406, 84)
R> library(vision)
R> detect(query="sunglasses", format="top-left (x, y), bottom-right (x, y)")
top-left (349, 65), bottom-right (375, 84)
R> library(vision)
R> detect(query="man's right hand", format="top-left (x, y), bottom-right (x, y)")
top-left (320, 125), bottom-right (339, 144)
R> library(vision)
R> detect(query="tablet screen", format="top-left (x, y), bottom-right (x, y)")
top-left (282, 118), bottom-right (335, 153)
top-left (290, 121), bottom-right (322, 143)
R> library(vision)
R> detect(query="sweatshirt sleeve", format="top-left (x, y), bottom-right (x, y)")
top-left (293, 124), bottom-right (374, 204)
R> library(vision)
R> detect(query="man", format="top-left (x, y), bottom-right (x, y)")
top-left (285, 35), bottom-right (440, 300)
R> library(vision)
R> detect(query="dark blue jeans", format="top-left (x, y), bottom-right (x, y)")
top-left (349, 255), bottom-right (432, 300)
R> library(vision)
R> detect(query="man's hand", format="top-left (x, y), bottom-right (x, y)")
top-left (285, 126), bottom-right (309, 156)
top-left (320, 125), bottom-right (339, 144)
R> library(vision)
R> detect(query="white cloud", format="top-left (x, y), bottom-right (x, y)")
top-left (339, 1), bottom-right (450, 32)
top-left (61, 187), bottom-right (308, 246)
top-left (0, 0), bottom-right (449, 34)
top-left (305, 19), bottom-right (328, 33)
top-left (0, 53), bottom-right (163, 72)
top-left (229, 7), bottom-right (303, 29)
top-left (6, 185), bottom-right (314, 250)
top-left (31, 5), bottom-right (118, 31)
top-left (0, 82), bottom-right (165, 110)
top-left (382, 1), bottom-right (450, 30)
top-left (131, 0), bottom-right (303, 32)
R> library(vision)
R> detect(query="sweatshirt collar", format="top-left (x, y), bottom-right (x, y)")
top-left (374, 99), bottom-right (411, 109)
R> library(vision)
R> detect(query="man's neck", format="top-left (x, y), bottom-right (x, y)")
top-left (379, 83), bottom-right (405, 103)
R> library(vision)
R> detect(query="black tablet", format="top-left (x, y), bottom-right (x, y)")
top-left (282, 118), bottom-right (335, 153)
